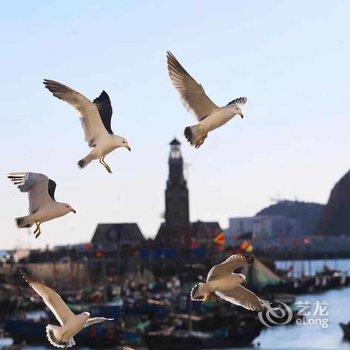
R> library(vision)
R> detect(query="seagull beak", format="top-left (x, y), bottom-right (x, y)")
top-left (239, 113), bottom-right (244, 119)
top-left (126, 145), bottom-right (131, 151)
top-left (71, 209), bottom-right (77, 214)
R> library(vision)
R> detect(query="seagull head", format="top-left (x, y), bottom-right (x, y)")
top-left (190, 283), bottom-right (208, 301)
top-left (237, 273), bottom-right (246, 285)
top-left (227, 96), bottom-right (247, 119)
top-left (113, 135), bottom-right (131, 151)
top-left (59, 203), bottom-right (76, 215)
top-left (79, 311), bottom-right (90, 321)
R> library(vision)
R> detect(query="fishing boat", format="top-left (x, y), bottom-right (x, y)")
top-left (144, 306), bottom-right (263, 350)
top-left (145, 326), bottom-right (262, 350)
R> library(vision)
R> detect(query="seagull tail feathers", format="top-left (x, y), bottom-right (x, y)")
top-left (77, 159), bottom-right (87, 169)
top-left (46, 325), bottom-right (75, 348)
top-left (184, 125), bottom-right (203, 147)
top-left (15, 216), bottom-right (32, 228)
top-left (77, 154), bottom-right (93, 169)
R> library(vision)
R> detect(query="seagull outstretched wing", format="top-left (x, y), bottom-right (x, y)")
top-left (8, 172), bottom-right (54, 213)
top-left (93, 91), bottom-right (113, 134)
top-left (167, 51), bottom-right (218, 120)
top-left (43, 79), bottom-right (107, 147)
top-left (20, 271), bottom-right (75, 326)
top-left (207, 254), bottom-right (253, 281)
top-left (216, 285), bottom-right (264, 311)
top-left (85, 317), bottom-right (114, 327)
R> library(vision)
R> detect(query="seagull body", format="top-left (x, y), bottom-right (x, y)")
top-left (167, 51), bottom-right (247, 148)
top-left (20, 271), bottom-right (113, 348)
top-left (191, 254), bottom-right (265, 311)
top-left (8, 172), bottom-right (75, 238)
top-left (43, 80), bottom-right (131, 173)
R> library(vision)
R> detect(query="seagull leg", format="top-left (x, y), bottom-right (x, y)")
top-left (33, 222), bottom-right (42, 238)
top-left (102, 158), bottom-right (113, 174)
top-left (99, 158), bottom-right (109, 173)
top-left (33, 223), bottom-right (39, 235)
top-left (100, 157), bottom-right (112, 174)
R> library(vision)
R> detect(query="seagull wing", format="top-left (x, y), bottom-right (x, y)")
top-left (21, 271), bottom-right (75, 326)
top-left (93, 91), bottom-right (113, 134)
top-left (8, 172), bottom-right (54, 213)
top-left (43, 79), bottom-right (107, 146)
top-left (85, 317), bottom-right (114, 327)
top-left (207, 254), bottom-right (252, 281)
top-left (216, 285), bottom-right (264, 311)
top-left (48, 179), bottom-right (57, 201)
top-left (167, 51), bottom-right (219, 120)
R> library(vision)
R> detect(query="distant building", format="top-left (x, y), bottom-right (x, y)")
top-left (256, 200), bottom-right (324, 237)
top-left (227, 200), bottom-right (325, 246)
top-left (228, 217), bottom-right (254, 242)
top-left (155, 139), bottom-right (222, 249)
top-left (165, 138), bottom-right (190, 228)
top-left (91, 223), bottom-right (145, 251)
top-left (191, 221), bottom-right (222, 247)
top-left (155, 138), bottom-right (191, 248)
top-left (227, 215), bottom-right (297, 244)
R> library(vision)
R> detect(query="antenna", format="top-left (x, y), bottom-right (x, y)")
top-left (270, 194), bottom-right (283, 203)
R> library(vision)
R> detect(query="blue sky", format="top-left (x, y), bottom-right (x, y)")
top-left (1, 0), bottom-right (350, 249)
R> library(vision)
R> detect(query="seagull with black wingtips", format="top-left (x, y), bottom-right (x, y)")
top-left (167, 51), bottom-right (247, 148)
top-left (19, 270), bottom-right (113, 348)
top-left (43, 79), bottom-right (131, 173)
top-left (7, 172), bottom-right (76, 238)
top-left (191, 254), bottom-right (265, 311)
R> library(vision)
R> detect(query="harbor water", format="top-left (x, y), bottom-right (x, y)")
top-left (1, 259), bottom-right (350, 350)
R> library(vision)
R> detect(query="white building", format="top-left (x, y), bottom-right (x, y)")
top-left (227, 215), bottom-right (297, 244)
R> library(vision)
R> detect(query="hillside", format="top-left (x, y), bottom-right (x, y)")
top-left (315, 170), bottom-right (350, 236)
top-left (256, 200), bottom-right (324, 236)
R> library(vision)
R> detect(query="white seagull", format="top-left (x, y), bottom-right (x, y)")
top-left (20, 270), bottom-right (113, 348)
top-left (8, 172), bottom-right (76, 238)
top-left (191, 254), bottom-right (265, 311)
top-left (43, 79), bottom-right (131, 173)
top-left (167, 51), bottom-right (247, 148)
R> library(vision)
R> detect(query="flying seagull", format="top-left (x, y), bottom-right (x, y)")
top-left (191, 254), bottom-right (265, 311)
top-left (20, 270), bottom-right (113, 348)
top-left (43, 79), bottom-right (131, 173)
top-left (167, 51), bottom-right (247, 148)
top-left (8, 172), bottom-right (76, 238)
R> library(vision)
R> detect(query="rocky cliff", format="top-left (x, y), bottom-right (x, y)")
top-left (315, 170), bottom-right (350, 236)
